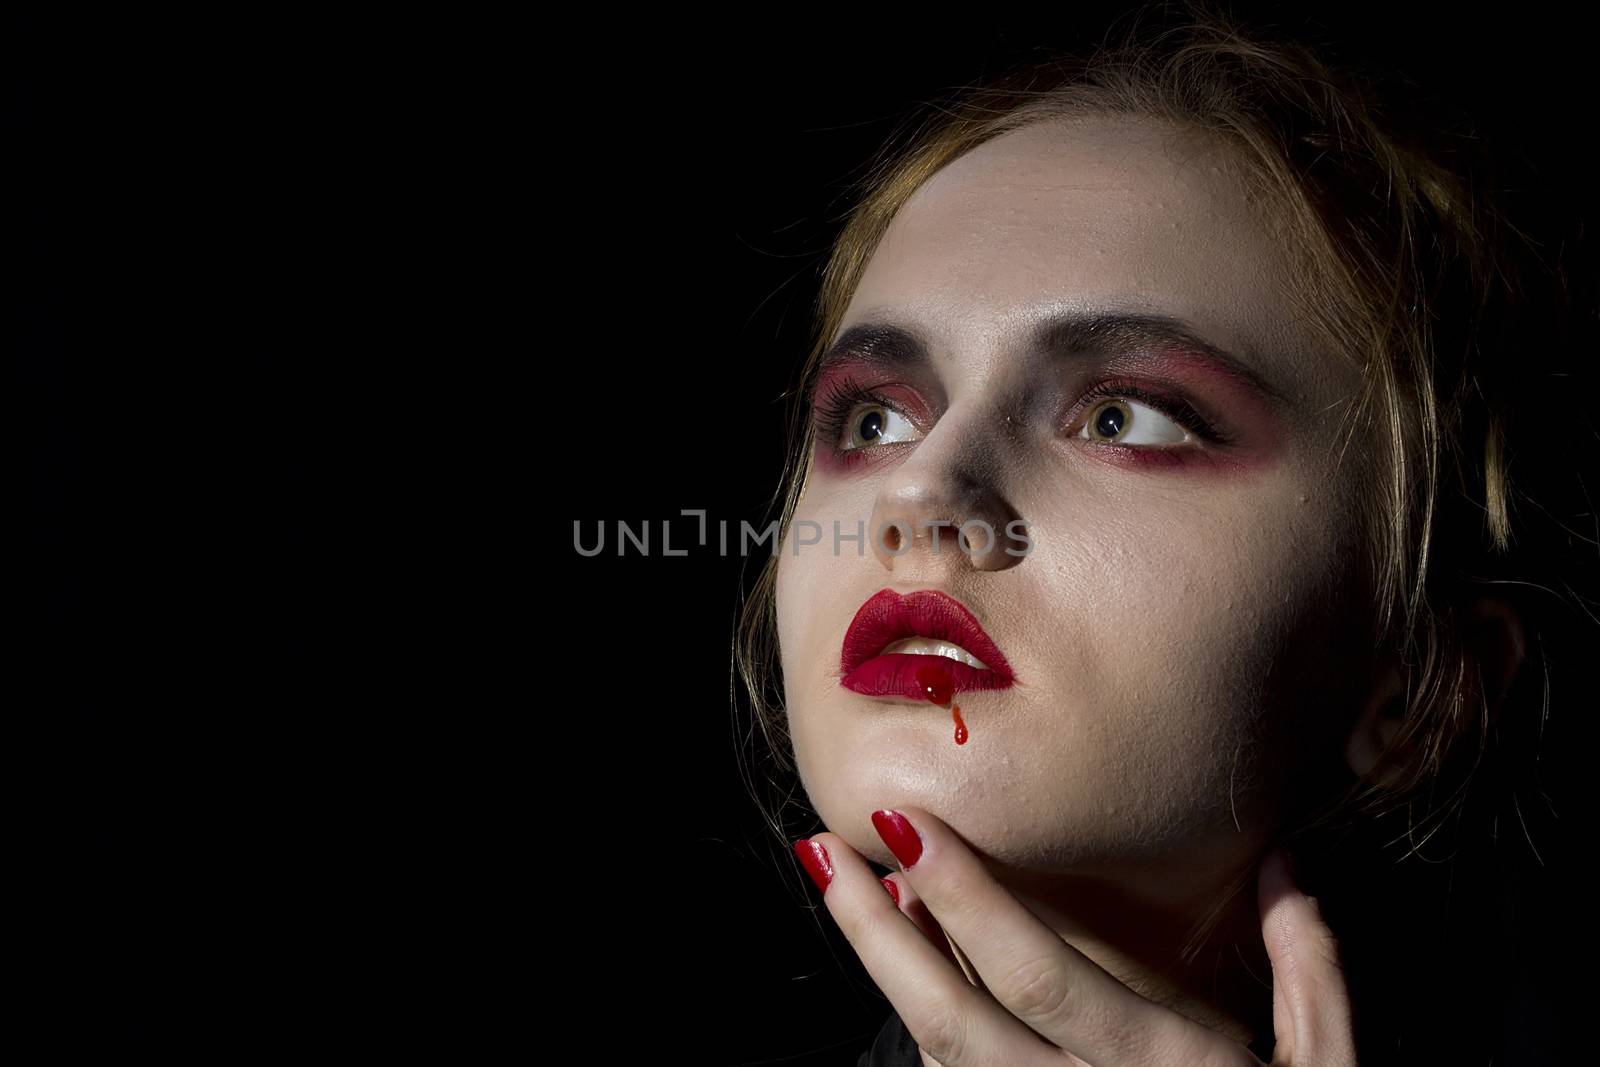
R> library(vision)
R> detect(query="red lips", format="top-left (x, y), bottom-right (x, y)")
top-left (839, 588), bottom-right (1016, 699)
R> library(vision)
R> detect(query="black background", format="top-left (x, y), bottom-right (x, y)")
top-left (19, 5), bottom-right (1584, 1061)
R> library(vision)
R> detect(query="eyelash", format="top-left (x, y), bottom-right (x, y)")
top-left (811, 379), bottom-right (908, 454)
top-left (810, 375), bottom-right (1234, 454)
top-left (1074, 377), bottom-right (1235, 446)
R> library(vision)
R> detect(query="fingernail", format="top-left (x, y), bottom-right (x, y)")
top-left (872, 809), bottom-right (923, 871)
top-left (795, 838), bottom-right (833, 894)
top-left (881, 877), bottom-right (900, 906)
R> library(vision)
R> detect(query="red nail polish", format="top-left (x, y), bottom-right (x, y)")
top-left (872, 810), bottom-right (923, 871)
top-left (881, 877), bottom-right (900, 906)
top-left (795, 839), bottom-right (833, 893)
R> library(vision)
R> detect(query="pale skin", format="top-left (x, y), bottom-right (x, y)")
top-left (773, 117), bottom-right (1523, 1064)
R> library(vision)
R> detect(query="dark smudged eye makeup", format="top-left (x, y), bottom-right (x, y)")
top-left (811, 374), bottom-right (1235, 463)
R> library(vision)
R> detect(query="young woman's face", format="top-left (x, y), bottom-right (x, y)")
top-left (775, 118), bottom-right (1382, 887)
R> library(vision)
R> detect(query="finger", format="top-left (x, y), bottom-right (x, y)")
top-left (874, 806), bottom-right (1245, 1067)
top-left (881, 872), bottom-right (964, 975)
top-left (798, 832), bottom-right (1069, 1067)
top-left (1257, 849), bottom-right (1358, 1066)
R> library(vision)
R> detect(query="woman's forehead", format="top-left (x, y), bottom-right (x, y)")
top-left (840, 119), bottom-right (1353, 412)
top-left (852, 119), bottom-right (1281, 321)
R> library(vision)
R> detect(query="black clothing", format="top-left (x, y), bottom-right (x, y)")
top-left (855, 1009), bottom-right (921, 1067)
top-left (855, 1008), bottom-right (1277, 1065)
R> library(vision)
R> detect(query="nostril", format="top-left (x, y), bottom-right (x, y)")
top-left (884, 525), bottom-right (902, 551)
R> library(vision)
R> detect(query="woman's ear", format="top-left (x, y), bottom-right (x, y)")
top-left (1344, 654), bottom-right (1408, 788)
top-left (1462, 594), bottom-right (1527, 718)
top-left (1344, 595), bottom-right (1527, 788)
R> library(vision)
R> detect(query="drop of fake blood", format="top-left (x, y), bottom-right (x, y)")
top-left (913, 661), bottom-right (969, 745)
top-left (914, 661), bottom-right (953, 705)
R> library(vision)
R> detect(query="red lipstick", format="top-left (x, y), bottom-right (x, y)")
top-left (840, 588), bottom-right (1016, 700)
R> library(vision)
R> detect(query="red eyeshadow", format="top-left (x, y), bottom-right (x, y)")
top-left (1102, 348), bottom-right (1291, 458)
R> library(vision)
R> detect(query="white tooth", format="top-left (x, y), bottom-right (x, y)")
top-left (879, 637), bottom-right (990, 670)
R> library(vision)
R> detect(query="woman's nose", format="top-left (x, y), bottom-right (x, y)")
top-left (866, 414), bottom-right (1025, 574)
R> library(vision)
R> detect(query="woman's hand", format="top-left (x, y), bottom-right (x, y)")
top-left (794, 807), bottom-right (1357, 1066)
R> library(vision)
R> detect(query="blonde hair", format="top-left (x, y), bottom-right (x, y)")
top-left (734, 0), bottom-right (1578, 990)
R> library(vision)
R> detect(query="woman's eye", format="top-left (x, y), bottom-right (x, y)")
top-left (1076, 398), bottom-right (1191, 447)
top-left (841, 404), bottom-right (922, 451)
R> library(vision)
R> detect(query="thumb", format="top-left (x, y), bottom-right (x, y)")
top-left (1257, 849), bottom-right (1358, 1065)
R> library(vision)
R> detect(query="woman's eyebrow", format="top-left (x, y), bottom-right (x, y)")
top-left (815, 321), bottom-right (930, 380)
top-left (1038, 311), bottom-right (1293, 406)
top-left (817, 310), bottom-right (1293, 408)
